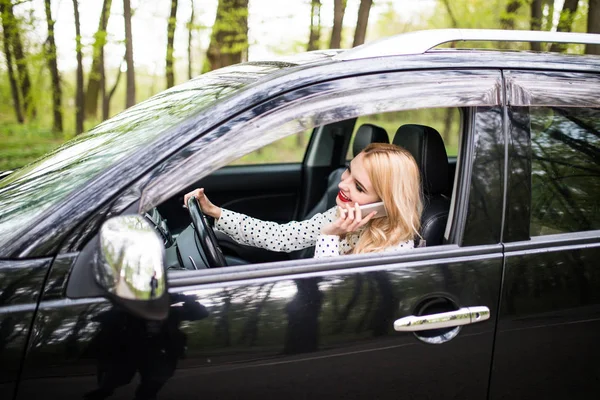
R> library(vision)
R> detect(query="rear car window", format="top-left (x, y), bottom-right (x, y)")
top-left (530, 107), bottom-right (600, 236)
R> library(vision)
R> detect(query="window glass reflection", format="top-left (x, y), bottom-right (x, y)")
top-left (530, 107), bottom-right (600, 236)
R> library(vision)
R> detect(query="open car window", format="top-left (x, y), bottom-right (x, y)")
top-left (128, 69), bottom-right (504, 275)
top-left (141, 69), bottom-right (502, 212)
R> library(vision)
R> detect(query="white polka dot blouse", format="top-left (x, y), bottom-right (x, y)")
top-left (214, 206), bottom-right (414, 258)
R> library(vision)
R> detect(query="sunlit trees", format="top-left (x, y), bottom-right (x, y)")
top-left (44, 0), bottom-right (62, 133)
top-left (73, 0), bottom-right (84, 134)
top-left (166, 0), bottom-right (178, 88)
top-left (0, 0), bottom-right (33, 121)
top-left (124, 0), bottom-right (136, 107)
top-left (353, 0), bottom-right (373, 46)
top-left (204, 0), bottom-right (249, 72)
top-left (307, 0), bottom-right (321, 51)
top-left (330, 0), bottom-right (346, 48)
top-left (85, 0), bottom-right (112, 118)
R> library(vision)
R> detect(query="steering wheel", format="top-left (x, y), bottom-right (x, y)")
top-left (187, 196), bottom-right (226, 268)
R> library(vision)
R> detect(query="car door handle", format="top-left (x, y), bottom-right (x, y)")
top-left (393, 306), bottom-right (490, 332)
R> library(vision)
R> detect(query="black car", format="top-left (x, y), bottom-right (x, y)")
top-left (1, 29), bottom-right (599, 400)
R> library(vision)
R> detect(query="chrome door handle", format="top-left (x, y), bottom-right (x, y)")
top-left (394, 306), bottom-right (490, 332)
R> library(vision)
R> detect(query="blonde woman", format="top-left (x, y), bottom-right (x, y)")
top-left (184, 143), bottom-right (423, 258)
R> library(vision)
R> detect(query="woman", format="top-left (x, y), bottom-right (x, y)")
top-left (184, 143), bottom-right (423, 258)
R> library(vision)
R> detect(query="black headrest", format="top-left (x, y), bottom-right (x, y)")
top-left (393, 124), bottom-right (448, 195)
top-left (353, 124), bottom-right (389, 157)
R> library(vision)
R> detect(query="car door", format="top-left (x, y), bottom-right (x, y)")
top-left (0, 259), bottom-right (50, 400)
top-left (490, 70), bottom-right (600, 400)
top-left (15, 68), bottom-right (506, 400)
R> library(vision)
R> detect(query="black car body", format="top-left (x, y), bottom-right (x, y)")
top-left (1, 29), bottom-right (599, 400)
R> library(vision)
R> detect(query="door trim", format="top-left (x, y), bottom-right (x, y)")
top-left (168, 243), bottom-right (504, 288)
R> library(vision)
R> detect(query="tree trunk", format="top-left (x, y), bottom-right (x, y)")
top-left (587, 0), bottom-right (600, 55)
top-left (73, 0), bottom-right (84, 134)
top-left (0, 1), bottom-right (23, 123)
top-left (352, 0), bottom-right (373, 47)
top-left (530, 0), bottom-right (544, 51)
top-left (500, 0), bottom-right (522, 30)
top-left (166, 0), bottom-right (178, 88)
top-left (441, 0), bottom-right (458, 28)
top-left (307, 0), bottom-right (321, 51)
top-left (549, 0), bottom-right (579, 52)
top-left (204, 0), bottom-right (249, 72)
top-left (44, 0), bottom-right (63, 133)
top-left (1, 0), bottom-right (34, 118)
top-left (101, 38), bottom-right (109, 120)
top-left (85, 0), bottom-right (112, 118)
top-left (123, 0), bottom-right (136, 107)
top-left (187, 0), bottom-right (194, 79)
top-left (329, 0), bottom-right (345, 49)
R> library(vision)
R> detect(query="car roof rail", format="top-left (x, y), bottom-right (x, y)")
top-left (335, 29), bottom-right (600, 60)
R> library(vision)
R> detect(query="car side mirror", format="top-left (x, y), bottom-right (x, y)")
top-left (94, 215), bottom-right (169, 320)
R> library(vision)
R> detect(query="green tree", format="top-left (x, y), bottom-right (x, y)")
top-left (187, 0), bottom-right (195, 80)
top-left (73, 0), bottom-right (84, 134)
top-left (124, 0), bottom-right (136, 107)
top-left (44, 0), bottom-right (63, 133)
top-left (330, 0), bottom-right (346, 48)
top-left (550, 0), bottom-right (580, 52)
top-left (204, 0), bottom-right (249, 72)
top-left (166, 0), bottom-right (178, 88)
top-left (587, 0), bottom-right (600, 55)
top-left (307, 0), bottom-right (321, 51)
top-left (0, 0), bottom-right (23, 123)
top-left (0, 0), bottom-right (34, 120)
top-left (353, 0), bottom-right (373, 46)
top-left (85, 0), bottom-right (112, 118)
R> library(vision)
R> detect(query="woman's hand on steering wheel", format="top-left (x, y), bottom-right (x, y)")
top-left (184, 188), bottom-right (222, 219)
top-left (186, 194), bottom-right (227, 268)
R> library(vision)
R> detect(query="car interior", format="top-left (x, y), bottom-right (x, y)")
top-left (149, 107), bottom-right (463, 270)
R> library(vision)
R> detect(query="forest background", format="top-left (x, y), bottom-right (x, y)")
top-left (1, 0), bottom-right (599, 171)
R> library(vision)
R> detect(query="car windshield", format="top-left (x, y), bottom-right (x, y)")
top-left (0, 62), bottom-right (297, 246)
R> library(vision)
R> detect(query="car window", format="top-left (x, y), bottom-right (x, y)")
top-left (530, 106), bottom-right (600, 236)
top-left (347, 108), bottom-right (461, 159)
top-left (229, 129), bottom-right (312, 165)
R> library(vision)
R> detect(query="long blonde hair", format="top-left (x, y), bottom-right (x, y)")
top-left (352, 143), bottom-right (423, 254)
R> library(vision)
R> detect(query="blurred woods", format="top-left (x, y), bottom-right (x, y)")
top-left (1, 0), bottom-right (600, 170)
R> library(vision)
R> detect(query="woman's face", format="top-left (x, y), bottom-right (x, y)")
top-left (337, 152), bottom-right (381, 208)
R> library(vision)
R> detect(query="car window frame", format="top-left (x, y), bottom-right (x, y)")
top-left (131, 69), bottom-right (502, 277)
top-left (140, 69), bottom-right (503, 212)
top-left (504, 69), bottom-right (600, 244)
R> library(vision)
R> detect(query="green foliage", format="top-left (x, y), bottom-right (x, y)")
top-left (0, 122), bottom-right (64, 170)
top-left (1, 0), bottom-right (597, 171)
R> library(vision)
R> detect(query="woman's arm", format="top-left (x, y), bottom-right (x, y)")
top-left (215, 207), bottom-right (337, 253)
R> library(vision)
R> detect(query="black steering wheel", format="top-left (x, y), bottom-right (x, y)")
top-left (187, 196), bottom-right (226, 268)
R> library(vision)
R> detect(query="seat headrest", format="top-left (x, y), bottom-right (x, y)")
top-left (393, 124), bottom-right (448, 195)
top-left (353, 124), bottom-right (389, 157)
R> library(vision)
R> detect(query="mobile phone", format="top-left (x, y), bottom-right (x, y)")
top-left (338, 201), bottom-right (387, 219)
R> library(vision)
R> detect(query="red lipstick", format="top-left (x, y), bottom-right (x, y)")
top-left (338, 191), bottom-right (351, 202)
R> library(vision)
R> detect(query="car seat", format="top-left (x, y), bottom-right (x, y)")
top-left (393, 124), bottom-right (450, 246)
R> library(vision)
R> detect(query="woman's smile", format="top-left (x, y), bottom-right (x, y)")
top-left (338, 190), bottom-right (352, 202)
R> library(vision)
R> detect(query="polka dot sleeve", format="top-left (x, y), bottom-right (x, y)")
top-left (314, 234), bottom-right (341, 258)
top-left (381, 240), bottom-right (415, 253)
top-left (215, 207), bottom-right (337, 253)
